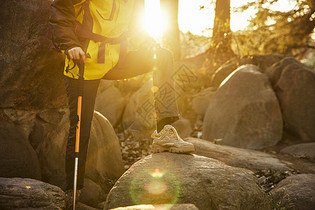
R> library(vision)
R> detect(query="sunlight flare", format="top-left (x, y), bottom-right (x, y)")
top-left (144, 0), bottom-right (167, 39)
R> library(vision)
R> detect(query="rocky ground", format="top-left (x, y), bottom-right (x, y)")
top-left (116, 120), bottom-right (310, 195)
top-left (117, 126), bottom-right (153, 170)
top-left (1, 1), bottom-right (315, 208)
top-left (1, 56), bottom-right (314, 209)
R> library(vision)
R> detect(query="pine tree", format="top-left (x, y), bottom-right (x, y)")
top-left (234, 0), bottom-right (315, 55)
top-left (212, 0), bottom-right (233, 55)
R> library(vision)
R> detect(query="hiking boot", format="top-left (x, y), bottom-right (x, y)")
top-left (65, 189), bottom-right (81, 210)
top-left (151, 125), bottom-right (195, 154)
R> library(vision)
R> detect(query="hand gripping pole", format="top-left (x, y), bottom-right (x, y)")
top-left (73, 61), bottom-right (84, 210)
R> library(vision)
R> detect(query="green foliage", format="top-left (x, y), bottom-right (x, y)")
top-left (232, 0), bottom-right (315, 55)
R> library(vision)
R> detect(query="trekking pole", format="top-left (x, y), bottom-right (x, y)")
top-left (73, 60), bottom-right (85, 210)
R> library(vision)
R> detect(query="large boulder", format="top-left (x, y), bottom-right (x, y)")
top-left (85, 111), bottom-right (125, 194)
top-left (191, 87), bottom-right (215, 118)
top-left (80, 178), bottom-right (106, 208)
top-left (97, 80), bottom-right (116, 95)
top-left (36, 109), bottom-right (69, 188)
top-left (77, 202), bottom-right (98, 210)
top-left (210, 55), bottom-right (287, 88)
top-left (266, 57), bottom-right (315, 141)
top-left (105, 153), bottom-right (271, 210)
top-left (30, 109), bottom-right (68, 150)
top-left (280, 143), bottom-right (315, 160)
top-left (171, 117), bottom-right (193, 138)
top-left (270, 174), bottom-right (315, 210)
top-left (1, 109), bottom-right (37, 137)
top-left (36, 110), bottom-right (125, 196)
top-left (210, 58), bottom-right (241, 88)
top-left (186, 137), bottom-right (290, 172)
top-left (122, 80), bottom-right (190, 138)
top-left (110, 204), bottom-right (198, 210)
top-left (122, 80), bottom-right (155, 130)
top-left (0, 123), bottom-right (41, 179)
top-left (0, 178), bottom-right (65, 209)
top-left (95, 85), bottom-right (127, 127)
top-left (203, 64), bottom-right (283, 149)
top-left (0, 0), bottom-right (67, 110)
top-left (251, 54), bottom-right (287, 73)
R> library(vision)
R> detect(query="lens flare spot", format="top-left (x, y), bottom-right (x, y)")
top-left (129, 159), bottom-right (181, 206)
top-left (151, 86), bottom-right (159, 93)
top-left (150, 168), bottom-right (165, 178)
top-left (144, 180), bottom-right (168, 195)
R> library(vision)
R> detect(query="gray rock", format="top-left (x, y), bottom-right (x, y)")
top-left (110, 204), bottom-right (199, 210)
top-left (191, 87), bottom-right (215, 117)
top-left (29, 109), bottom-right (67, 151)
top-left (36, 109), bottom-right (69, 188)
top-left (203, 64), bottom-right (283, 149)
top-left (172, 117), bottom-right (193, 138)
top-left (0, 123), bottom-right (41, 179)
top-left (85, 111), bottom-right (125, 193)
top-left (270, 174), bottom-right (315, 210)
top-left (2, 109), bottom-right (37, 139)
top-left (29, 119), bottom-right (46, 150)
top-left (186, 137), bottom-right (290, 172)
top-left (95, 85), bottom-right (127, 127)
top-left (80, 178), bottom-right (106, 208)
top-left (105, 153), bottom-right (271, 210)
top-left (0, 178), bottom-right (65, 209)
top-left (1, 108), bottom-right (42, 150)
top-left (77, 202), bottom-right (98, 210)
top-left (210, 55), bottom-right (287, 88)
top-left (266, 57), bottom-right (315, 142)
top-left (210, 58), bottom-right (241, 88)
top-left (0, 0), bottom-right (67, 109)
top-left (281, 143), bottom-right (315, 160)
top-left (122, 80), bottom-right (155, 130)
top-left (37, 109), bottom-right (66, 125)
top-left (121, 79), bottom-right (191, 139)
top-left (251, 54), bottom-right (287, 73)
top-left (97, 80), bottom-right (116, 95)
top-left (37, 110), bottom-right (125, 192)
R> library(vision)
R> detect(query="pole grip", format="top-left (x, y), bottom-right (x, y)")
top-left (73, 56), bottom-right (85, 210)
top-left (77, 61), bottom-right (84, 80)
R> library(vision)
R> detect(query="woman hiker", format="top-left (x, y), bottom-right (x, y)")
top-left (50, 0), bottom-right (195, 207)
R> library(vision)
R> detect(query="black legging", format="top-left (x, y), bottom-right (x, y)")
top-left (64, 77), bottom-right (100, 190)
top-left (64, 47), bottom-right (179, 190)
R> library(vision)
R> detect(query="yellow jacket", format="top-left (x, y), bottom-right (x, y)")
top-left (50, 0), bottom-right (151, 80)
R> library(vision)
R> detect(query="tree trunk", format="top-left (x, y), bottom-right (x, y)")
top-left (161, 0), bottom-right (180, 60)
top-left (212, 0), bottom-right (233, 55)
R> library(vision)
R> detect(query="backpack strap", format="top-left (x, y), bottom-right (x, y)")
top-left (96, 0), bottom-right (116, 21)
top-left (74, 0), bottom-right (126, 44)
top-left (74, 0), bottom-right (127, 64)
top-left (74, 21), bottom-right (127, 44)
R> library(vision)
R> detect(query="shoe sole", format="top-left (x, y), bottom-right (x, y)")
top-left (151, 144), bottom-right (195, 154)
